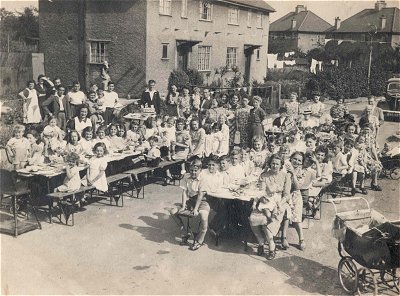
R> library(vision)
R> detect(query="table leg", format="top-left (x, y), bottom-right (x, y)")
top-left (13, 196), bottom-right (18, 237)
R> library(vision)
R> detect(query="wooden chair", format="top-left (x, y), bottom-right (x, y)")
top-left (0, 169), bottom-right (41, 237)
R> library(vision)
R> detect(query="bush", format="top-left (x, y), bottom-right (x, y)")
top-left (168, 70), bottom-right (190, 90)
top-left (184, 68), bottom-right (204, 87)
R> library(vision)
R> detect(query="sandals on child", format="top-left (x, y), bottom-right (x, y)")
top-left (266, 249), bottom-right (276, 260)
top-left (180, 234), bottom-right (191, 246)
top-left (281, 237), bottom-right (289, 250)
top-left (189, 241), bottom-right (204, 251)
top-left (299, 239), bottom-right (306, 251)
top-left (257, 245), bottom-right (264, 256)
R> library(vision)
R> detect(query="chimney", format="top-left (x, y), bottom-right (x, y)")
top-left (375, 0), bottom-right (387, 11)
top-left (380, 15), bottom-right (387, 29)
top-left (291, 18), bottom-right (297, 29)
top-left (295, 5), bottom-right (306, 14)
top-left (334, 17), bottom-right (341, 30)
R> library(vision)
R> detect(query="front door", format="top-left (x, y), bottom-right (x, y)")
top-left (177, 44), bottom-right (190, 71)
top-left (244, 52), bottom-right (252, 85)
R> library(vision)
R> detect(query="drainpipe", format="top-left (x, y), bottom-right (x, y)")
top-left (77, 0), bottom-right (87, 89)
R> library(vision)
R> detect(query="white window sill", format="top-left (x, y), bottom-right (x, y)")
top-left (159, 13), bottom-right (172, 17)
top-left (199, 19), bottom-right (212, 22)
top-left (161, 58), bottom-right (169, 61)
top-left (228, 23), bottom-right (239, 26)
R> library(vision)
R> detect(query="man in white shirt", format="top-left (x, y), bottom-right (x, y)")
top-left (103, 81), bottom-right (119, 124)
top-left (66, 81), bottom-right (86, 118)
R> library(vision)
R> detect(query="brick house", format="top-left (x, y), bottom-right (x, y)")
top-left (326, 1), bottom-right (400, 48)
top-left (39, 0), bottom-right (275, 97)
top-left (269, 5), bottom-right (332, 53)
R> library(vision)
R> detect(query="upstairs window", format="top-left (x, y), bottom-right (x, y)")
top-left (90, 41), bottom-right (107, 63)
top-left (228, 7), bottom-right (239, 25)
top-left (226, 47), bottom-right (237, 69)
top-left (247, 11), bottom-right (252, 27)
top-left (256, 12), bottom-right (263, 28)
top-left (159, 0), bottom-right (172, 15)
top-left (199, 1), bottom-right (212, 21)
top-left (181, 0), bottom-right (188, 17)
top-left (162, 43), bottom-right (169, 59)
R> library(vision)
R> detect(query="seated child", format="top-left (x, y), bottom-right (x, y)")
top-left (93, 125), bottom-right (111, 152)
top-left (6, 124), bottom-right (30, 170)
top-left (42, 116), bottom-right (63, 141)
top-left (158, 117), bottom-right (176, 160)
top-left (133, 136), bottom-right (161, 167)
top-left (241, 148), bottom-right (254, 177)
top-left (126, 119), bottom-right (144, 148)
top-left (227, 149), bottom-right (246, 184)
top-left (107, 123), bottom-right (126, 153)
top-left (82, 142), bottom-right (109, 192)
top-left (64, 130), bottom-right (84, 155)
top-left (249, 136), bottom-right (268, 179)
top-left (80, 126), bottom-right (95, 157)
top-left (331, 140), bottom-right (349, 175)
top-left (311, 145), bottom-right (333, 188)
top-left (254, 195), bottom-right (278, 223)
top-left (55, 152), bottom-right (81, 192)
top-left (26, 130), bottom-right (45, 166)
top-left (305, 133), bottom-right (317, 153)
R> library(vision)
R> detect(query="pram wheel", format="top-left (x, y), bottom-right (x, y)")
top-left (380, 269), bottom-right (400, 292)
top-left (357, 267), bottom-right (377, 295)
top-left (390, 168), bottom-right (400, 180)
top-left (338, 257), bottom-right (358, 294)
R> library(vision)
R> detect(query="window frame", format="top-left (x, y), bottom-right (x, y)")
top-left (199, 1), bottom-right (212, 21)
top-left (159, 0), bottom-right (172, 16)
top-left (197, 45), bottom-right (212, 71)
top-left (181, 0), bottom-right (188, 18)
top-left (256, 12), bottom-right (263, 28)
top-left (226, 47), bottom-right (238, 70)
top-left (247, 11), bottom-right (252, 27)
top-left (228, 7), bottom-right (239, 25)
top-left (161, 43), bottom-right (169, 60)
top-left (89, 41), bottom-right (108, 64)
top-left (256, 49), bottom-right (260, 61)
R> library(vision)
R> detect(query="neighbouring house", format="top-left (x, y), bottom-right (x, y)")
top-left (327, 1), bottom-right (400, 48)
top-left (269, 5), bottom-right (332, 53)
top-left (39, 0), bottom-right (275, 96)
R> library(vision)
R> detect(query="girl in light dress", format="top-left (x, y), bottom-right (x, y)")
top-left (284, 92), bottom-right (300, 120)
top-left (249, 136), bottom-right (269, 180)
top-left (6, 124), bottom-right (30, 170)
top-left (126, 120), bottom-right (144, 148)
top-left (80, 126), bottom-right (95, 157)
top-left (157, 117), bottom-right (176, 160)
top-left (64, 130), bottom-right (84, 155)
top-left (94, 125), bottom-right (111, 152)
top-left (107, 123), bottom-right (126, 153)
top-left (18, 80), bottom-right (41, 124)
top-left (26, 130), bottom-right (45, 166)
top-left (240, 148), bottom-right (254, 177)
top-left (311, 145), bottom-right (333, 188)
top-left (42, 116), bottom-right (63, 142)
top-left (82, 142), bottom-right (109, 192)
top-left (281, 152), bottom-right (317, 251)
top-left (55, 152), bottom-right (81, 192)
top-left (218, 114), bottom-right (230, 156)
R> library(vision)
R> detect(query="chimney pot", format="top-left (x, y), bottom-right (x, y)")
top-left (375, 0), bottom-right (387, 11)
top-left (295, 5), bottom-right (306, 14)
top-left (334, 17), bottom-right (341, 30)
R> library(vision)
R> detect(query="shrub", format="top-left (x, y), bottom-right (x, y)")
top-left (168, 70), bottom-right (190, 90)
top-left (184, 68), bottom-right (204, 87)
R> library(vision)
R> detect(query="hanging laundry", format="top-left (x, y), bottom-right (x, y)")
top-left (283, 60), bottom-right (296, 66)
top-left (267, 54), bottom-right (278, 69)
top-left (317, 61), bottom-right (323, 72)
top-left (310, 59), bottom-right (317, 74)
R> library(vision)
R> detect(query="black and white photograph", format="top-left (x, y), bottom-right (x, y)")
top-left (0, 0), bottom-right (399, 294)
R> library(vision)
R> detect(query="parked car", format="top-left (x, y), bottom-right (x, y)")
top-left (377, 76), bottom-right (400, 121)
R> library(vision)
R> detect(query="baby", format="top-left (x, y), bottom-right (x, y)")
top-left (255, 194), bottom-right (278, 222)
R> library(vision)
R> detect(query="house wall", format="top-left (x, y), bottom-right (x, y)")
top-left (297, 33), bottom-right (325, 52)
top-left (146, 0), bottom-right (270, 95)
top-left (391, 34), bottom-right (400, 47)
top-left (39, 0), bottom-right (81, 87)
top-left (85, 0), bottom-right (147, 97)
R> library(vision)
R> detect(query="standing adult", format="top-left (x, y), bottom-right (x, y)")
top-left (103, 81), bottom-right (119, 124)
top-left (35, 74), bottom-right (54, 119)
top-left (309, 91), bottom-right (325, 124)
top-left (199, 88), bottom-right (213, 122)
top-left (235, 97), bottom-right (252, 148)
top-left (165, 84), bottom-right (179, 116)
top-left (42, 85), bottom-right (70, 130)
top-left (248, 96), bottom-right (266, 140)
top-left (361, 95), bottom-right (384, 128)
top-left (249, 154), bottom-right (291, 260)
top-left (359, 105), bottom-right (380, 141)
top-left (18, 81), bottom-right (42, 124)
top-left (66, 81), bottom-right (87, 119)
top-left (188, 118), bottom-right (205, 158)
top-left (140, 79), bottom-right (161, 115)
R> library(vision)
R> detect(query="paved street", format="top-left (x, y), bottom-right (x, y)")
top-left (1, 101), bottom-right (399, 295)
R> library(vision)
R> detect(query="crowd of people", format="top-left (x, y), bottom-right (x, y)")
top-left (5, 76), bottom-right (388, 259)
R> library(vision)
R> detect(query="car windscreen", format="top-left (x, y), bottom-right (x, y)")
top-left (388, 82), bottom-right (400, 91)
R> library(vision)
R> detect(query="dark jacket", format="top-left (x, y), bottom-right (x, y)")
top-left (140, 89), bottom-right (161, 114)
top-left (42, 94), bottom-right (71, 119)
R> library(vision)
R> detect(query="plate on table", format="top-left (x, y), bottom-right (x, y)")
top-left (37, 168), bottom-right (55, 175)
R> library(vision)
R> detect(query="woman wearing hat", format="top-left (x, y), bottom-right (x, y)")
top-left (299, 108), bottom-right (318, 129)
top-left (249, 96), bottom-right (266, 142)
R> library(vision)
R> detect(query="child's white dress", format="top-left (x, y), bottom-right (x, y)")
top-left (80, 139), bottom-right (95, 155)
top-left (83, 156), bottom-right (108, 192)
top-left (57, 167), bottom-right (81, 192)
top-left (43, 125), bottom-right (63, 139)
top-left (7, 137), bottom-right (30, 165)
top-left (107, 135), bottom-right (126, 152)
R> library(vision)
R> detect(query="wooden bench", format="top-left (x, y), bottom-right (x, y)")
top-left (47, 185), bottom-right (94, 226)
top-left (122, 159), bottom-right (185, 199)
top-left (106, 173), bottom-right (132, 207)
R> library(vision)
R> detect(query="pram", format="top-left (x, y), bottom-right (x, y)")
top-left (380, 154), bottom-right (400, 180)
top-left (330, 197), bottom-right (400, 295)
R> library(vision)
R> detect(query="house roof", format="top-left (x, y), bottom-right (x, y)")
top-left (217, 0), bottom-right (275, 13)
top-left (270, 10), bottom-right (332, 33)
top-left (328, 7), bottom-right (400, 33)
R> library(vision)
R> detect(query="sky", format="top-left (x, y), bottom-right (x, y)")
top-left (1, 0), bottom-right (399, 24)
